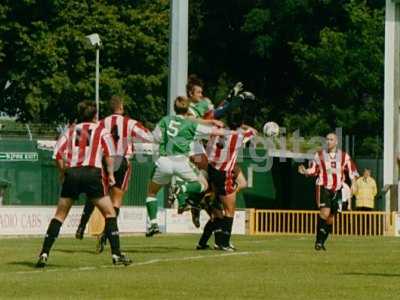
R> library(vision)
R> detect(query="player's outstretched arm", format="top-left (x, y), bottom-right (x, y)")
top-left (241, 124), bottom-right (258, 134)
top-left (211, 127), bottom-right (231, 137)
top-left (298, 164), bottom-right (307, 175)
top-left (189, 117), bottom-right (224, 128)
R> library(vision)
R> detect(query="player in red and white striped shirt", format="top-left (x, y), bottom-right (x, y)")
top-left (53, 121), bottom-right (114, 170)
top-left (207, 127), bottom-right (256, 176)
top-left (76, 96), bottom-right (153, 252)
top-left (198, 108), bottom-right (257, 251)
top-left (298, 132), bottom-right (359, 250)
top-left (36, 101), bottom-right (131, 268)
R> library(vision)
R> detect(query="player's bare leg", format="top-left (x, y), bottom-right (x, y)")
top-left (191, 153), bottom-right (208, 171)
top-left (235, 170), bottom-right (247, 193)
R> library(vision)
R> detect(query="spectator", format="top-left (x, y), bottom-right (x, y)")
top-left (354, 168), bottom-right (377, 211)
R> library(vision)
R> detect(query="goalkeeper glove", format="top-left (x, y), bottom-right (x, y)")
top-left (227, 82), bottom-right (244, 99)
top-left (239, 91), bottom-right (256, 101)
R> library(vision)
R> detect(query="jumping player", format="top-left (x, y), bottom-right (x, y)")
top-left (145, 96), bottom-right (228, 237)
top-left (200, 108), bottom-right (257, 251)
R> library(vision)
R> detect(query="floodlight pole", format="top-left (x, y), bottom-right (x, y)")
top-left (168, 0), bottom-right (188, 116)
top-left (86, 33), bottom-right (101, 120)
top-left (384, 0), bottom-right (400, 212)
top-left (95, 46), bottom-right (100, 120)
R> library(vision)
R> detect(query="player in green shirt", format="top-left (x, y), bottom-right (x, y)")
top-left (172, 76), bottom-right (250, 228)
top-left (145, 96), bottom-right (228, 237)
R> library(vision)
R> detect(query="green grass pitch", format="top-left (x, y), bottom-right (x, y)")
top-left (0, 234), bottom-right (399, 299)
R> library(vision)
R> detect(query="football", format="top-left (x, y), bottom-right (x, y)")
top-left (263, 121), bottom-right (280, 137)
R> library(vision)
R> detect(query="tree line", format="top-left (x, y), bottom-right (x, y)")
top-left (0, 0), bottom-right (384, 156)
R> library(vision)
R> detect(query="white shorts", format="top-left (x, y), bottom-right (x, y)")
top-left (189, 140), bottom-right (206, 157)
top-left (152, 156), bottom-right (200, 185)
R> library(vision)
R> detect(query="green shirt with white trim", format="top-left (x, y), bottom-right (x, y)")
top-left (188, 98), bottom-right (214, 118)
top-left (153, 115), bottom-right (213, 156)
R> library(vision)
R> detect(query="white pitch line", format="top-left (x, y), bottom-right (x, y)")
top-left (13, 250), bottom-right (270, 275)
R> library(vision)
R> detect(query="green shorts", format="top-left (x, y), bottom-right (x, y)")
top-left (318, 187), bottom-right (342, 214)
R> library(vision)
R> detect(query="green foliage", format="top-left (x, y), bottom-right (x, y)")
top-left (189, 0), bottom-right (384, 156)
top-left (290, 1), bottom-right (384, 155)
top-left (0, 0), bottom-right (386, 156)
top-left (0, 0), bottom-right (169, 125)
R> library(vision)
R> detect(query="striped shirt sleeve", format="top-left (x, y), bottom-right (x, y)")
top-left (305, 153), bottom-right (320, 176)
top-left (130, 120), bottom-right (153, 143)
top-left (52, 131), bottom-right (69, 160)
top-left (152, 124), bottom-right (162, 144)
top-left (194, 124), bottom-right (214, 139)
top-left (343, 153), bottom-right (359, 180)
top-left (242, 128), bottom-right (256, 144)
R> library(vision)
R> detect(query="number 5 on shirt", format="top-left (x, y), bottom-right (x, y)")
top-left (167, 120), bottom-right (181, 137)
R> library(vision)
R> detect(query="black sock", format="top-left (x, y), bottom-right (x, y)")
top-left (114, 207), bottom-right (120, 218)
top-left (78, 201), bottom-right (95, 229)
top-left (316, 216), bottom-right (327, 245)
top-left (221, 216), bottom-right (234, 247)
top-left (104, 217), bottom-right (121, 256)
top-left (322, 223), bottom-right (332, 244)
top-left (101, 207), bottom-right (120, 237)
top-left (198, 220), bottom-right (215, 246)
top-left (214, 218), bottom-right (224, 246)
top-left (41, 218), bottom-right (62, 255)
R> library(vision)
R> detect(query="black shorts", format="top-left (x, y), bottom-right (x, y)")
top-left (208, 164), bottom-right (236, 196)
top-left (61, 167), bottom-right (107, 200)
top-left (113, 157), bottom-right (131, 191)
top-left (316, 186), bottom-right (342, 214)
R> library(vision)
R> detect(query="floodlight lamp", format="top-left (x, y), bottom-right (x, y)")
top-left (86, 33), bottom-right (101, 47)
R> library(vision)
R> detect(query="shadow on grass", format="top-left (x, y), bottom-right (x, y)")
top-left (54, 248), bottom-right (96, 255)
top-left (7, 261), bottom-right (63, 269)
top-left (342, 272), bottom-right (400, 277)
top-left (125, 246), bottom-right (193, 254)
top-left (7, 261), bottom-right (37, 268)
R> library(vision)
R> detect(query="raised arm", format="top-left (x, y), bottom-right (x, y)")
top-left (298, 153), bottom-right (320, 177)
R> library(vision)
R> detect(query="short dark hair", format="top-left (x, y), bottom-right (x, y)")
top-left (110, 95), bottom-right (123, 112)
top-left (77, 101), bottom-right (97, 122)
top-left (174, 96), bottom-right (190, 115)
top-left (226, 107), bottom-right (244, 130)
top-left (186, 74), bottom-right (203, 97)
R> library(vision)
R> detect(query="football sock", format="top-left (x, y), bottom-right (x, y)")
top-left (178, 182), bottom-right (205, 208)
top-left (182, 181), bottom-right (204, 194)
top-left (41, 218), bottom-right (62, 255)
top-left (146, 197), bottom-right (158, 224)
top-left (322, 223), bottom-right (333, 244)
top-left (198, 219), bottom-right (216, 246)
top-left (221, 216), bottom-right (234, 247)
top-left (104, 217), bottom-right (121, 256)
top-left (214, 218), bottom-right (224, 246)
top-left (77, 201), bottom-right (95, 229)
top-left (316, 216), bottom-right (327, 245)
top-left (114, 207), bottom-right (120, 218)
